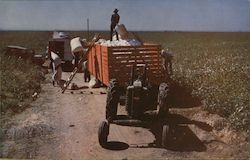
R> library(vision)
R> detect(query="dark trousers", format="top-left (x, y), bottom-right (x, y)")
top-left (74, 54), bottom-right (80, 68)
top-left (164, 61), bottom-right (173, 76)
top-left (84, 69), bottom-right (90, 82)
top-left (110, 24), bottom-right (119, 41)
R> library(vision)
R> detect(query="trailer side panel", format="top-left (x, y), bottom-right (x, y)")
top-left (88, 43), bottom-right (165, 86)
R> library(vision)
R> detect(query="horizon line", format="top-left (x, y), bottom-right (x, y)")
top-left (0, 29), bottom-right (250, 33)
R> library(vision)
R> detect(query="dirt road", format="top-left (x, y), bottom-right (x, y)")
top-left (1, 72), bottom-right (249, 159)
top-left (37, 72), bottom-right (171, 160)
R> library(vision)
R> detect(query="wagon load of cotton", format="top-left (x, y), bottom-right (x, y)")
top-left (95, 24), bottom-right (142, 46)
top-left (96, 38), bottom-right (141, 47)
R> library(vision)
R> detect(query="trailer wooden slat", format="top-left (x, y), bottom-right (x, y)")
top-left (109, 57), bottom-right (160, 62)
top-left (110, 55), bottom-right (160, 60)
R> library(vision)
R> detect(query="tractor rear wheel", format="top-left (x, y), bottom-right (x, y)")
top-left (98, 121), bottom-right (109, 147)
top-left (106, 79), bottom-right (120, 122)
top-left (161, 124), bottom-right (170, 147)
top-left (125, 88), bottom-right (132, 115)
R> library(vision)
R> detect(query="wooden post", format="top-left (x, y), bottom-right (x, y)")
top-left (87, 18), bottom-right (89, 42)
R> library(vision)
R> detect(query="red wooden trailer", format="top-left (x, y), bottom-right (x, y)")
top-left (87, 43), bottom-right (166, 86)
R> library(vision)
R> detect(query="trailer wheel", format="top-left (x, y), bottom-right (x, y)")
top-left (158, 83), bottom-right (170, 116)
top-left (98, 121), bottom-right (109, 147)
top-left (161, 124), bottom-right (170, 147)
top-left (106, 79), bottom-right (120, 122)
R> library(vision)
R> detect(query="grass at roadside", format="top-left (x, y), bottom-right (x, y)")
top-left (0, 31), bottom-right (49, 113)
top-left (139, 32), bottom-right (250, 134)
top-left (0, 54), bottom-right (44, 112)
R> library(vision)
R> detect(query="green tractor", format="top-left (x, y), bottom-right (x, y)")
top-left (98, 64), bottom-right (170, 148)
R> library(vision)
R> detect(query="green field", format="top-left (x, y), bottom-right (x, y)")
top-left (0, 31), bottom-right (250, 134)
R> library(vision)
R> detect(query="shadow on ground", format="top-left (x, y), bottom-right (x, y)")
top-left (105, 114), bottom-right (212, 152)
top-left (146, 113), bottom-right (212, 152)
top-left (103, 141), bottom-right (129, 150)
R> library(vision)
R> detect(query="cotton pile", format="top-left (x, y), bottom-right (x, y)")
top-left (96, 38), bottom-right (141, 47)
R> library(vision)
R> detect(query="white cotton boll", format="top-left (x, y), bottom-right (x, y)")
top-left (128, 39), bottom-right (142, 46)
top-left (96, 38), bottom-right (141, 47)
top-left (97, 39), bottom-right (106, 44)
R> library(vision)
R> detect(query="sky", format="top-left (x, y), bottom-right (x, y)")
top-left (0, 0), bottom-right (250, 31)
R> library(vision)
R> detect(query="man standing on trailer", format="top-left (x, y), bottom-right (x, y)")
top-left (110, 8), bottom-right (120, 41)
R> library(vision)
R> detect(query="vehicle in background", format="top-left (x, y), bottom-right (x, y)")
top-left (48, 31), bottom-right (74, 71)
top-left (5, 45), bottom-right (45, 66)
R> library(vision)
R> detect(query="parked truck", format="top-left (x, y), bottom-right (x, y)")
top-left (5, 45), bottom-right (45, 66)
top-left (48, 32), bottom-right (74, 71)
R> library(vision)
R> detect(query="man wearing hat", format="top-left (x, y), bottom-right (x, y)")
top-left (110, 8), bottom-right (120, 41)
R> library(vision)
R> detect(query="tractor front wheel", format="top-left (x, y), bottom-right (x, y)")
top-left (98, 121), bottom-right (110, 147)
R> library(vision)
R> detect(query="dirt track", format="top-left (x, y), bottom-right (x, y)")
top-left (2, 72), bottom-right (249, 159)
top-left (37, 72), bottom-right (170, 160)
